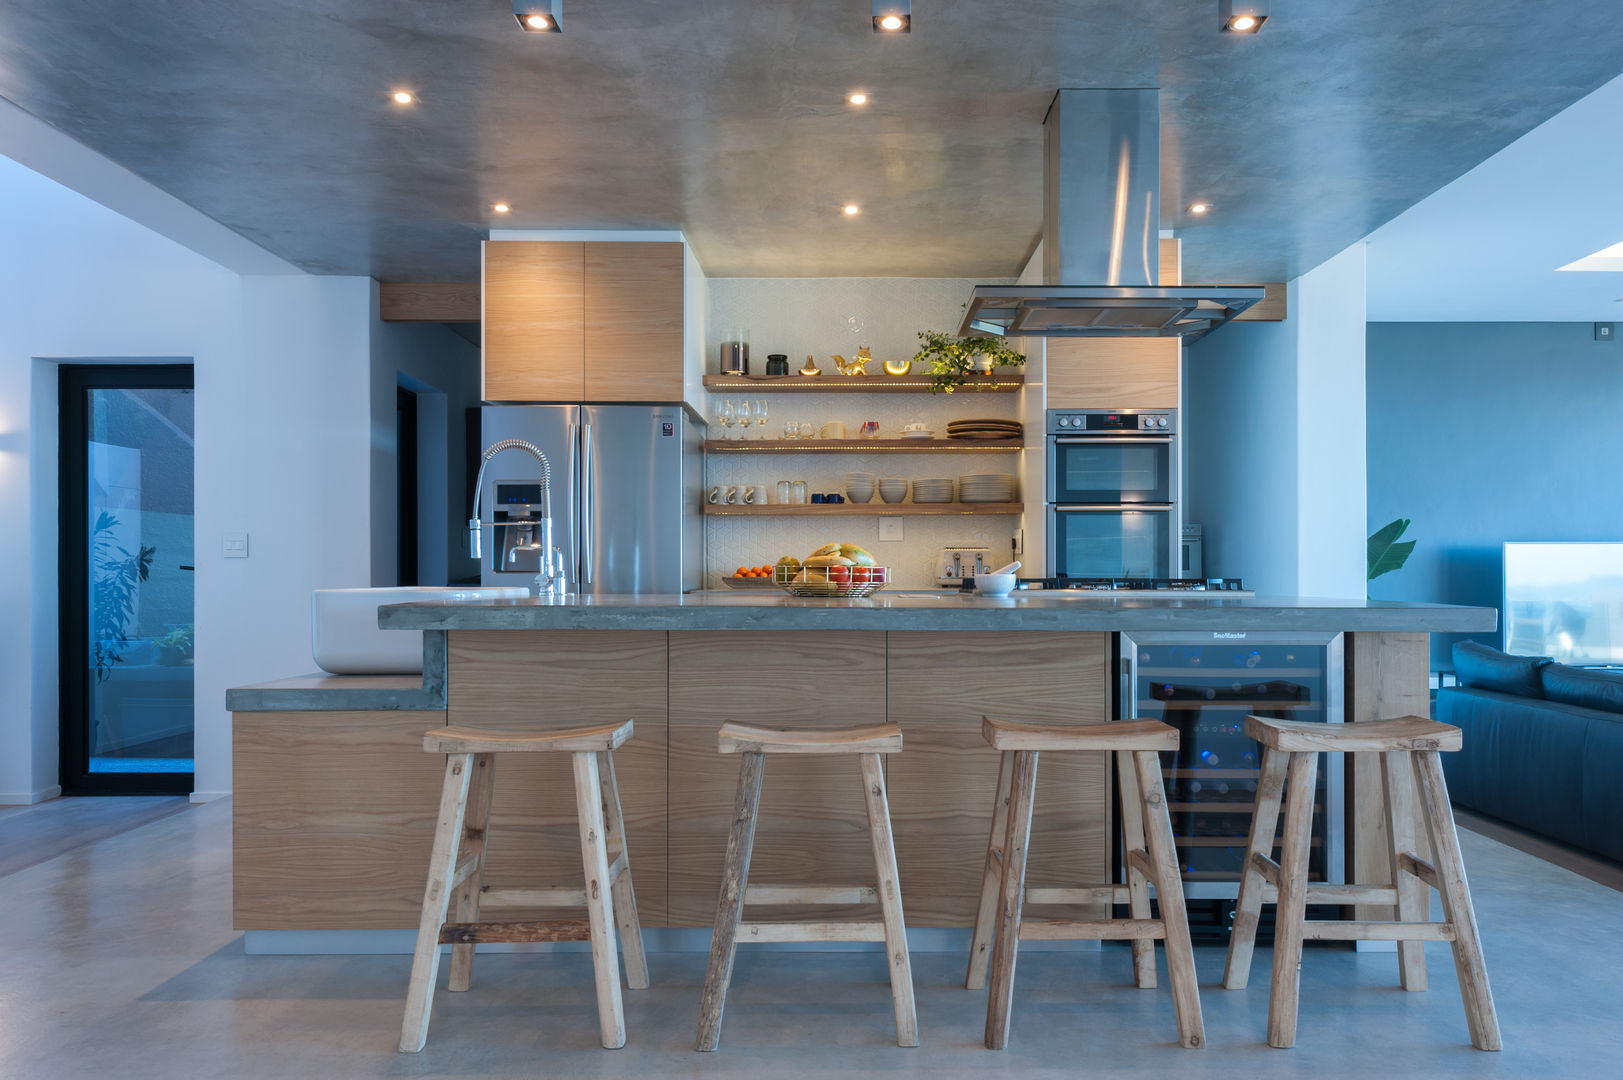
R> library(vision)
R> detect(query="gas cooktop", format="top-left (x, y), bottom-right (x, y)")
top-left (1013, 577), bottom-right (1248, 593)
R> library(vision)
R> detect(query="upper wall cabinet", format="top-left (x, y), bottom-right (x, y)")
top-left (1046, 337), bottom-right (1181, 410)
top-left (584, 242), bottom-right (684, 402)
top-left (482, 240), bottom-right (685, 403)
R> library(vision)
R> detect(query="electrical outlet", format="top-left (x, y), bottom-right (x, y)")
top-left (878, 517), bottom-right (904, 542)
top-left (1596, 322), bottom-right (1616, 342)
top-left (1013, 528), bottom-right (1025, 556)
top-left (222, 532), bottom-right (249, 558)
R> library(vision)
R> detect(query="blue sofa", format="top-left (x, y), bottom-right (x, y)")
top-left (1435, 642), bottom-right (1623, 864)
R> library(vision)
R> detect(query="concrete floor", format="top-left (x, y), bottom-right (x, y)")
top-left (1, 799), bottom-right (1619, 1079)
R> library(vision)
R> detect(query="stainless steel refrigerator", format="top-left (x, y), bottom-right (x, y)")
top-left (478, 405), bottom-right (704, 594)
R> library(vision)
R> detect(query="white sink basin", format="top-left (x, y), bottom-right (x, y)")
top-left (312, 587), bottom-right (529, 675)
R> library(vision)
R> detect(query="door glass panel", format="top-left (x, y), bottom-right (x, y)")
top-left (1055, 510), bottom-right (1170, 578)
top-left (84, 387), bottom-right (195, 776)
top-left (1054, 441), bottom-right (1171, 503)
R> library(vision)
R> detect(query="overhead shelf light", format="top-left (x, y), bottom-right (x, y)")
top-left (873, 2), bottom-right (910, 33)
top-left (1219, 0), bottom-right (1267, 33)
top-left (514, 0), bottom-right (562, 32)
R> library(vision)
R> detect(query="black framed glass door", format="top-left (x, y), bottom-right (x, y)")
top-left (59, 365), bottom-right (195, 795)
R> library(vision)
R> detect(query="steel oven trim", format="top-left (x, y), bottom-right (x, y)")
top-left (1117, 631), bottom-right (1345, 901)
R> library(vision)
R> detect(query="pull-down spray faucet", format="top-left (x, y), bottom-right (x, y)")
top-left (468, 439), bottom-right (565, 595)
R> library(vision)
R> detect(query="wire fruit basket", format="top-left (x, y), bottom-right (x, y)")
top-left (774, 563), bottom-right (889, 598)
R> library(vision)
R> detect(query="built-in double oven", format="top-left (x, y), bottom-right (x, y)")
top-left (1046, 409), bottom-right (1178, 580)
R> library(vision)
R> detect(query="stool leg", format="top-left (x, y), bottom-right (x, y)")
top-left (600, 749), bottom-right (650, 990)
top-left (984, 749), bottom-right (1038, 1051)
top-left (1412, 751), bottom-right (1501, 1051)
top-left (399, 753), bottom-right (474, 1054)
top-left (1223, 745), bottom-right (1289, 990)
top-left (1382, 749), bottom-right (1428, 992)
top-left (1266, 751), bottom-right (1319, 1049)
top-left (1115, 748), bottom-right (1157, 990)
top-left (447, 753), bottom-right (495, 993)
top-left (966, 750), bottom-right (1015, 990)
top-left (1134, 749), bottom-right (1205, 1049)
top-left (860, 753), bottom-right (918, 1047)
top-left (571, 750), bottom-right (627, 1050)
top-left (696, 751), bottom-right (765, 1052)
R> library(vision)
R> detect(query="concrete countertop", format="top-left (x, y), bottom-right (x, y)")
top-left (377, 591), bottom-right (1496, 634)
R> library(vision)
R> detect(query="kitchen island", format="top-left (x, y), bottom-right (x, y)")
top-left (228, 592), bottom-right (1493, 940)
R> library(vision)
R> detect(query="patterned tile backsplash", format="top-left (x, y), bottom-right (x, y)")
top-left (701, 278), bottom-right (1028, 590)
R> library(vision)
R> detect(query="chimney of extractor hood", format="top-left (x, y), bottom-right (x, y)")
top-left (1042, 88), bottom-right (1160, 287)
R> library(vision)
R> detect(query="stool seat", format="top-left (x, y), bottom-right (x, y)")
top-left (716, 722), bottom-right (902, 755)
top-left (1244, 714), bottom-right (1461, 753)
top-left (422, 720), bottom-right (633, 755)
top-left (981, 716), bottom-right (1179, 752)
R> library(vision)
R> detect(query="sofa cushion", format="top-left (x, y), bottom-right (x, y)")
top-left (1541, 663), bottom-right (1623, 715)
top-left (1452, 640), bottom-right (1550, 698)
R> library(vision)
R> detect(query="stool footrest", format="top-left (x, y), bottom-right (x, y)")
top-left (1027, 885), bottom-right (1131, 905)
top-left (744, 884), bottom-right (878, 905)
top-left (1399, 852), bottom-right (1441, 890)
top-left (737, 921), bottom-right (888, 943)
top-left (1020, 918), bottom-right (1167, 941)
top-left (1301, 920), bottom-right (1455, 942)
top-left (477, 854), bottom-right (628, 911)
top-left (1260, 883), bottom-right (1400, 905)
top-left (437, 919), bottom-right (593, 945)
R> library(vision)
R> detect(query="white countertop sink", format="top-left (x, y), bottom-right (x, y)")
top-left (312, 586), bottom-right (529, 674)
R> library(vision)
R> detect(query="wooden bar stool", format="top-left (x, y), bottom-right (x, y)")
top-left (968, 716), bottom-right (1204, 1051)
top-left (1222, 715), bottom-right (1500, 1051)
top-left (399, 720), bottom-right (649, 1053)
top-left (695, 722), bottom-right (916, 1051)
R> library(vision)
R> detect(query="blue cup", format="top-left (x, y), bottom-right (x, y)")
top-left (811, 493), bottom-right (827, 503)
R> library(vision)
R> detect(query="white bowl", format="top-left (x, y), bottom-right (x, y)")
top-left (846, 486), bottom-right (875, 503)
top-left (974, 573), bottom-right (1017, 598)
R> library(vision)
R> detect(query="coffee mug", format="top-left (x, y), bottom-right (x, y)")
top-left (811, 493), bottom-right (827, 504)
top-left (743, 485), bottom-right (764, 504)
top-left (725, 485), bottom-right (741, 504)
top-left (707, 485), bottom-right (724, 504)
top-left (821, 420), bottom-right (846, 440)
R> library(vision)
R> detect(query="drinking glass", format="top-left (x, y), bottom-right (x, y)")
top-left (754, 400), bottom-right (769, 439)
top-left (797, 422), bottom-right (814, 440)
top-left (783, 419), bottom-right (798, 440)
top-left (777, 480), bottom-right (792, 504)
top-left (715, 399), bottom-right (735, 439)
top-left (791, 480), bottom-right (808, 504)
top-left (735, 399), bottom-right (753, 440)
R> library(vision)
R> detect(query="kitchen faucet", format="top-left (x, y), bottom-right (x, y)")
top-left (468, 438), bottom-right (565, 595)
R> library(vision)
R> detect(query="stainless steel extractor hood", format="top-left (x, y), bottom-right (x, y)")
top-left (960, 89), bottom-right (1262, 341)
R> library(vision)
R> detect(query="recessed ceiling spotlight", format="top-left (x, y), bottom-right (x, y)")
top-left (843, 204), bottom-right (861, 216)
top-left (872, 2), bottom-right (910, 33)
top-left (514, 1), bottom-right (563, 33)
top-left (848, 92), bottom-right (869, 106)
top-left (493, 203), bottom-right (511, 214)
top-left (391, 90), bottom-right (415, 105)
top-left (1189, 202), bottom-right (1210, 215)
top-left (1219, 0), bottom-right (1268, 33)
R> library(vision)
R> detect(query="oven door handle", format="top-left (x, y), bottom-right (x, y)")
top-left (1052, 436), bottom-right (1173, 446)
top-left (1051, 503), bottom-right (1175, 512)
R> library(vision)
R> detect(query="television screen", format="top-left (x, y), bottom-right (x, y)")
top-left (1503, 542), bottom-right (1623, 664)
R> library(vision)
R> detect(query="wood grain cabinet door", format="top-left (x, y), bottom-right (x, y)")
top-left (583, 242), bottom-right (685, 402)
top-left (1047, 337), bottom-right (1180, 410)
top-left (482, 241), bottom-right (585, 401)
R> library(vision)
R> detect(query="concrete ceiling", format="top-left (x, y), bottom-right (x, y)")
top-left (1366, 72), bottom-right (1623, 321)
top-left (0, 1), bottom-right (1620, 283)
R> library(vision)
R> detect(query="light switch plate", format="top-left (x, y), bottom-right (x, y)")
top-left (878, 517), bottom-right (904, 542)
top-left (1596, 322), bottom-right (1615, 342)
top-left (222, 532), bottom-right (249, 558)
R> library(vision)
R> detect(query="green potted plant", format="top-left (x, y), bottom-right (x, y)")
top-left (1367, 518), bottom-right (1416, 598)
top-left (911, 331), bottom-right (1026, 394)
top-left (154, 624), bottom-right (195, 666)
top-left (92, 511), bottom-right (156, 682)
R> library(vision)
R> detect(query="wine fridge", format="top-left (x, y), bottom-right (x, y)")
top-left (1118, 632), bottom-right (1345, 902)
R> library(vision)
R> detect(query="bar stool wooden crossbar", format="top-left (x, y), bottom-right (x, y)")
top-left (399, 720), bottom-right (649, 1053)
top-left (968, 717), bottom-right (1205, 1051)
top-left (695, 722), bottom-right (916, 1051)
top-left (1222, 715), bottom-right (1500, 1051)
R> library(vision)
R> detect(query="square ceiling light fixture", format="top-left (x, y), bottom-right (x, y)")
top-left (873, 2), bottom-right (911, 33)
top-left (1219, 0), bottom-right (1267, 33)
top-left (514, 0), bottom-right (562, 32)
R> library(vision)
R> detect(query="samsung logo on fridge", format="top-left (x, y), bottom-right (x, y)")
top-left (1212, 632), bottom-right (1248, 639)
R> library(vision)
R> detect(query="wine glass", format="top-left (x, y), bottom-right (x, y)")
top-left (754, 400), bottom-right (769, 440)
top-left (715, 398), bottom-right (735, 440)
top-left (735, 399), bottom-right (753, 440)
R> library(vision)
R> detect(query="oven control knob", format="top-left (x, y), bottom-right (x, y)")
top-left (1156, 416), bottom-right (1167, 428)
top-left (1058, 416), bottom-right (1071, 428)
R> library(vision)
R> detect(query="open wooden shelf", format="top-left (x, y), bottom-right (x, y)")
top-left (702, 374), bottom-right (1023, 394)
top-left (705, 438), bottom-right (1023, 454)
top-left (703, 502), bottom-right (1024, 517)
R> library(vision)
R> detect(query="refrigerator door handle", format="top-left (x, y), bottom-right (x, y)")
top-left (568, 421), bottom-right (579, 585)
top-left (581, 423), bottom-right (593, 586)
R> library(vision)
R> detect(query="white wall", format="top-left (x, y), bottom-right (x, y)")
top-left (1183, 242), bottom-right (1369, 599)
top-left (0, 153), bottom-right (379, 803)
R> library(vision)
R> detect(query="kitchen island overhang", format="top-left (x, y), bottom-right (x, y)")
top-left (230, 594), bottom-right (1493, 941)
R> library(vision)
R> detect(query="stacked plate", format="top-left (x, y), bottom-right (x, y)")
top-left (846, 471), bottom-right (876, 503)
top-left (958, 473), bottom-right (1017, 503)
top-left (878, 477), bottom-right (909, 503)
top-left (947, 418), bottom-right (1023, 441)
top-left (911, 477), bottom-right (955, 504)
